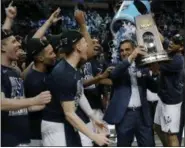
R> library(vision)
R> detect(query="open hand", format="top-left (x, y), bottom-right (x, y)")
top-left (34, 91), bottom-right (51, 105)
top-left (48, 8), bottom-right (62, 24)
top-left (93, 133), bottom-right (110, 146)
top-left (92, 119), bottom-right (109, 134)
top-left (128, 45), bottom-right (147, 62)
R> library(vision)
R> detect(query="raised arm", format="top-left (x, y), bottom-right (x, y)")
top-left (74, 10), bottom-right (94, 58)
top-left (2, 1), bottom-right (17, 31)
top-left (32, 8), bottom-right (62, 39)
top-left (110, 46), bottom-right (147, 80)
top-left (160, 54), bottom-right (184, 73)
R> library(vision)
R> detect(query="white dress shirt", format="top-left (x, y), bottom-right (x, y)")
top-left (128, 62), bottom-right (142, 108)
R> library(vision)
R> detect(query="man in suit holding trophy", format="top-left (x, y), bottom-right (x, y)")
top-left (104, 0), bottom-right (162, 146)
top-left (104, 39), bottom-right (160, 146)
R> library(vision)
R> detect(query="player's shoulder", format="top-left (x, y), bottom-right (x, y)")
top-left (51, 59), bottom-right (77, 81)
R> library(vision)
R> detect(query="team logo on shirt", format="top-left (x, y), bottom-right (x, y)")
top-left (83, 62), bottom-right (96, 89)
top-left (8, 77), bottom-right (28, 116)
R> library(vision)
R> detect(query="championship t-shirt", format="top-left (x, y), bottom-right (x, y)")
top-left (1, 65), bottom-right (30, 146)
top-left (24, 68), bottom-right (48, 140)
top-left (43, 59), bottom-right (84, 122)
top-left (82, 59), bottom-right (105, 109)
top-left (42, 59), bottom-right (84, 146)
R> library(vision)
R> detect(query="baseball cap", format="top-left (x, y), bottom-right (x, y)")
top-left (26, 38), bottom-right (49, 62)
top-left (1, 29), bottom-right (14, 40)
top-left (58, 30), bottom-right (83, 54)
top-left (46, 33), bottom-right (62, 53)
top-left (172, 34), bottom-right (184, 45)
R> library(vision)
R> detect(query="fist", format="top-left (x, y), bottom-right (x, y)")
top-left (74, 10), bottom-right (86, 25)
top-left (35, 91), bottom-right (51, 105)
top-left (100, 66), bottom-right (115, 79)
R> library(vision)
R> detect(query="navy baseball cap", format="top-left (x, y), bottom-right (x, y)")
top-left (58, 30), bottom-right (84, 54)
top-left (46, 33), bottom-right (62, 53)
top-left (26, 38), bottom-right (49, 62)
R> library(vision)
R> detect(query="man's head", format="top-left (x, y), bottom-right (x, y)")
top-left (119, 39), bottom-right (136, 60)
top-left (91, 38), bottom-right (103, 57)
top-left (168, 34), bottom-right (184, 53)
top-left (1, 30), bottom-right (21, 61)
top-left (27, 38), bottom-right (56, 66)
top-left (59, 30), bottom-right (88, 61)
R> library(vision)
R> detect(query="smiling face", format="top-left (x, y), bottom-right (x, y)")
top-left (1, 36), bottom-right (21, 61)
top-left (36, 44), bottom-right (57, 66)
top-left (168, 40), bottom-right (182, 53)
top-left (120, 42), bottom-right (135, 60)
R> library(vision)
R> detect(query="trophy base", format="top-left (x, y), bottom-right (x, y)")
top-left (136, 52), bottom-right (171, 67)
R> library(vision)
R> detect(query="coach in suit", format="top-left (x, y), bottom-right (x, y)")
top-left (103, 40), bottom-right (159, 146)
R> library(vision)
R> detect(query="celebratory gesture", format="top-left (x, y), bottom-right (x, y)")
top-left (5, 1), bottom-right (17, 19)
top-left (48, 8), bottom-right (62, 24)
top-left (32, 7), bottom-right (62, 38)
top-left (3, 1), bottom-right (17, 31)
top-left (74, 9), bottom-right (86, 25)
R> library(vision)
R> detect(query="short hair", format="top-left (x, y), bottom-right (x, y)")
top-left (33, 49), bottom-right (45, 63)
top-left (1, 36), bottom-right (12, 46)
top-left (1, 36), bottom-right (13, 52)
top-left (119, 39), bottom-right (136, 50)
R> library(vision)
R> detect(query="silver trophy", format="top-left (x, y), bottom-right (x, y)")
top-left (110, 0), bottom-right (170, 66)
top-left (135, 14), bottom-right (170, 66)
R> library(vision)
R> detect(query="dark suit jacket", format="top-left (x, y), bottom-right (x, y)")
top-left (103, 59), bottom-right (159, 126)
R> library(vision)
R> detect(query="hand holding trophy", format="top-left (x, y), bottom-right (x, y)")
top-left (135, 14), bottom-right (170, 67)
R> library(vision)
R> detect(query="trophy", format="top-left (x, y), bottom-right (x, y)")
top-left (110, 0), bottom-right (170, 66)
top-left (135, 14), bottom-right (170, 66)
top-left (110, 0), bottom-right (151, 64)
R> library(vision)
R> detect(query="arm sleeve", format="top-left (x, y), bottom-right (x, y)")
top-left (109, 59), bottom-right (131, 81)
top-left (79, 93), bottom-right (94, 117)
top-left (160, 55), bottom-right (184, 73)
